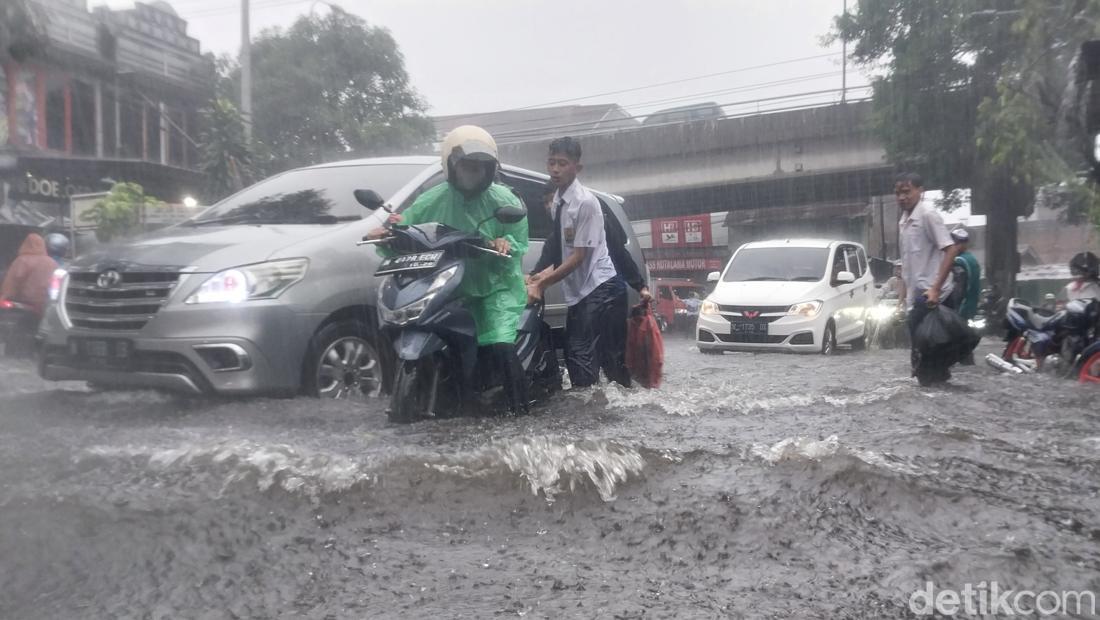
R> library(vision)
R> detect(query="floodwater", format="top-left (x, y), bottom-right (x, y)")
top-left (1, 337), bottom-right (1098, 619)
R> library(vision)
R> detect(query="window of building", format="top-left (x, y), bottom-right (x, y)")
top-left (119, 98), bottom-right (142, 159)
top-left (71, 79), bottom-right (96, 156)
top-left (146, 103), bottom-right (162, 162)
top-left (167, 107), bottom-right (185, 166)
top-left (101, 85), bottom-right (117, 157)
top-left (14, 68), bottom-right (38, 147)
top-left (0, 65), bottom-right (7, 145)
top-left (45, 77), bottom-right (66, 151)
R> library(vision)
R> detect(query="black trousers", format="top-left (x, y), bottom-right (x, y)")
top-left (565, 276), bottom-right (631, 388)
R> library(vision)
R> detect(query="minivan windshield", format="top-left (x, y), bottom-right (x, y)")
top-left (722, 247), bottom-right (829, 282)
top-left (187, 163), bottom-right (427, 226)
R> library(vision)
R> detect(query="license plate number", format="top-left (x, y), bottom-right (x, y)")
top-left (732, 322), bottom-right (768, 335)
top-left (377, 251), bottom-right (444, 274)
top-left (70, 338), bottom-right (132, 361)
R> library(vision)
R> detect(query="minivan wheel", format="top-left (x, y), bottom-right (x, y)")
top-left (821, 322), bottom-right (837, 356)
top-left (304, 320), bottom-right (384, 400)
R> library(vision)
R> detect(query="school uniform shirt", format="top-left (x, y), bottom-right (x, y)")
top-left (899, 197), bottom-right (954, 304)
top-left (556, 179), bottom-right (618, 307)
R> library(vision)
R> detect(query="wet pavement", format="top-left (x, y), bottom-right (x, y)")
top-left (1, 336), bottom-right (1099, 619)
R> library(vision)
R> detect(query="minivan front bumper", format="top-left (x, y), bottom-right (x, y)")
top-left (696, 312), bottom-right (822, 353)
top-left (37, 301), bottom-right (318, 396)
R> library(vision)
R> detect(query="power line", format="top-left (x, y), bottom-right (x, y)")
top-left (465, 71), bottom-right (849, 135)
top-left (490, 87), bottom-right (871, 141)
top-left (505, 52), bottom-right (842, 111)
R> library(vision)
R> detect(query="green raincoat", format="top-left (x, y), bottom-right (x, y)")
top-left (389, 182), bottom-right (529, 345)
top-left (954, 250), bottom-right (982, 319)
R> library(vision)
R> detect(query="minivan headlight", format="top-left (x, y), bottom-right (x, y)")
top-left (185, 258), bottom-right (308, 304)
top-left (788, 300), bottom-right (822, 318)
top-left (701, 300), bottom-right (720, 316)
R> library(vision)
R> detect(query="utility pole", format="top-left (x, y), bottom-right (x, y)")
top-left (241, 0), bottom-right (252, 141)
top-left (841, 0), bottom-right (848, 103)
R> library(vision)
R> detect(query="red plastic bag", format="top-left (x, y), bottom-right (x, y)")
top-left (626, 303), bottom-right (664, 389)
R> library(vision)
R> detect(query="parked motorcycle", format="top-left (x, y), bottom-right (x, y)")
top-left (997, 297), bottom-right (1100, 380)
top-left (357, 194), bottom-right (560, 423)
top-left (0, 299), bottom-right (38, 357)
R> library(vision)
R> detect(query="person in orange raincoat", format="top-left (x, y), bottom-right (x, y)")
top-left (1, 233), bottom-right (59, 318)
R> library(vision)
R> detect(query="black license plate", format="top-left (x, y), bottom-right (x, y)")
top-left (731, 321), bottom-right (769, 341)
top-left (69, 337), bottom-right (133, 363)
top-left (376, 251), bottom-right (444, 275)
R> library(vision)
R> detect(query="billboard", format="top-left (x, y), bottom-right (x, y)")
top-left (650, 215), bottom-right (713, 248)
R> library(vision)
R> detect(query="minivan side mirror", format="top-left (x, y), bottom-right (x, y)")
top-left (706, 271), bottom-right (721, 283)
top-left (354, 189), bottom-right (387, 211)
top-left (835, 271), bottom-right (856, 284)
top-left (494, 205), bottom-right (527, 224)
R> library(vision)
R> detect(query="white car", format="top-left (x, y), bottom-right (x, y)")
top-left (696, 239), bottom-right (875, 355)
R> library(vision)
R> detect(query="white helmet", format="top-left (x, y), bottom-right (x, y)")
top-left (440, 125), bottom-right (499, 197)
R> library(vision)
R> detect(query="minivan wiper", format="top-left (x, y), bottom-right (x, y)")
top-left (305, 215), bottom-right (361, 224)
top-left (742, 276), bottom-right (785, 281)
top-left (186, 213), bottom-right (261, 227)
top-left (790, 275), bottom-right (822, 281)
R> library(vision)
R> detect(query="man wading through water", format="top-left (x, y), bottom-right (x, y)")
top-left (527, 137), bottom-right (650, 387)
top-left (896, 172), bottom-right (960, 384)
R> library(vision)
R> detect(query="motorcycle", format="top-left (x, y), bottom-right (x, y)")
top-left (867, 292), bottom-right (908, 349)
top-left (997, 297), bottom-right (1100, 379)
top-left (0, 299), bottom-right (39, 357)
top-left (356, 192), bottom-right (560, 423)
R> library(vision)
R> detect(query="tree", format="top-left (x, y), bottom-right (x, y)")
top-left (198, 98), bottom-right (258, 203)
top-left (247, 6), bottom-right (433, 171)
top-left (833, 0), bottom-right (1100, 295)
top-left (82, 183), bottom-right (163, 242)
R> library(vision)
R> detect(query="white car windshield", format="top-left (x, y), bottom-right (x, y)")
top-left (723, 247), bottom-right (829, 282)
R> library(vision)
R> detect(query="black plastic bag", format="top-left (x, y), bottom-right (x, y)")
top-left (914, 304), bottom-right (981, 367)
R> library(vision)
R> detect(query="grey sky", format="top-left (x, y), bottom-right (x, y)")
top-left (105, 0), bottom-right (869, 117)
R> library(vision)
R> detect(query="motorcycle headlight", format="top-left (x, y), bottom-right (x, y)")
top-left (700, 300), bottom-right (720, 316)
top-left (787, 300), bottom-right (822, 318)
top-left (381, 294), bottom-right (434, 326)
top-left (185, 258), bottom-right (308, 304)
top-left (48, 268), bottom-right (68, 302)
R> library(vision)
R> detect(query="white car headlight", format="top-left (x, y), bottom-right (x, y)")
top-left (869, 305), bottom-right (895, 321)
top-left (185, 258), bottom-right (308, 304)
top-left (700, 300), bottom-right (720, 316)
top-left (788, 300), bottom-right (823, 318)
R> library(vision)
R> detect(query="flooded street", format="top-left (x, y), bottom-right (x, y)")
top-left (2, 337), bottom-right (1099, 619)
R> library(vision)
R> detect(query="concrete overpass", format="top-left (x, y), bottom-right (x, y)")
top-left (499, 100), bottom-right (895, 278)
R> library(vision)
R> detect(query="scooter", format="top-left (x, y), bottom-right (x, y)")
top-left (355, 190), bottom-right (560, 423)
top-left (0, 299), bottom-right (39, 357)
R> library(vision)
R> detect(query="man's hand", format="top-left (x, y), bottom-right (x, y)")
top-left (527, 282), bottom-right (543, 304)
top-left (492, 238), bottom-right (511, 255)
top-left (926, 287), bottom-right (940, 306)
top-left (639, 286), bottom-right (652, 302)
top-left (367, 227), bottom-right (390, 241)
top-left (525, 272), bottom-right (541, 286)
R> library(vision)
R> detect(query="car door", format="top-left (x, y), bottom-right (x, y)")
top-left (828, 245), bottom-right (859, 341)
top-left (852, 246), bottom-right (873, 336)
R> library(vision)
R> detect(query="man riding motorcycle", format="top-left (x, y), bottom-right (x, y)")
top-left (1059, 251), bottom-right (1100, 304)
top-left (366, 125), bottom-right (530, 413)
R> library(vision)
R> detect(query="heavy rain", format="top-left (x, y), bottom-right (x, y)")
top-left (2, 1), bottom-right (1100, 618)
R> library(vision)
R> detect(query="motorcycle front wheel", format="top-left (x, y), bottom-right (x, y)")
top-left (388, 356), bottom-right (461, 423)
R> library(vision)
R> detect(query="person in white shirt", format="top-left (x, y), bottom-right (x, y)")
top-left (527, 137), bottom-right (649, 387)
top-left (896, 172), bottom-right (961, 384)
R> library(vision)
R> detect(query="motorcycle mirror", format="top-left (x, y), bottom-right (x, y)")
top-left (493, 205), bottom-right (527, 224)
top-left (354, 189), bottom-right (387, 211)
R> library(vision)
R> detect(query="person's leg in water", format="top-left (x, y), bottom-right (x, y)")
top-left (593, 277), bottom-right (631, 387)
top-left (470, 292), bottom-right (528, 415)
top-left (565, 292), bottom-right (601, 388)
top-left (907, 291), bottom-right (930, 376)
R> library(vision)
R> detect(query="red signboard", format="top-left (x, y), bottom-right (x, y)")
top-left (651, 215), bottom-right (713, 248)
top-left (646, 258), bottom-right (725, 272)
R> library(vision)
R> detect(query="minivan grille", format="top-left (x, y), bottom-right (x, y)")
top-left (65, 271), bottom-right (180, 331)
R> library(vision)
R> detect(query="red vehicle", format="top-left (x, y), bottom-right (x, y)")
top-left (652, 279), bottom-right (706, 332)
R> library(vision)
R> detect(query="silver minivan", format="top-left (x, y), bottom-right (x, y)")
top-left (37, 156), bottom-right (646, 397)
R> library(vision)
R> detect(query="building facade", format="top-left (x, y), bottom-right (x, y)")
top-left (1, 0), bottom-right (211, 258)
